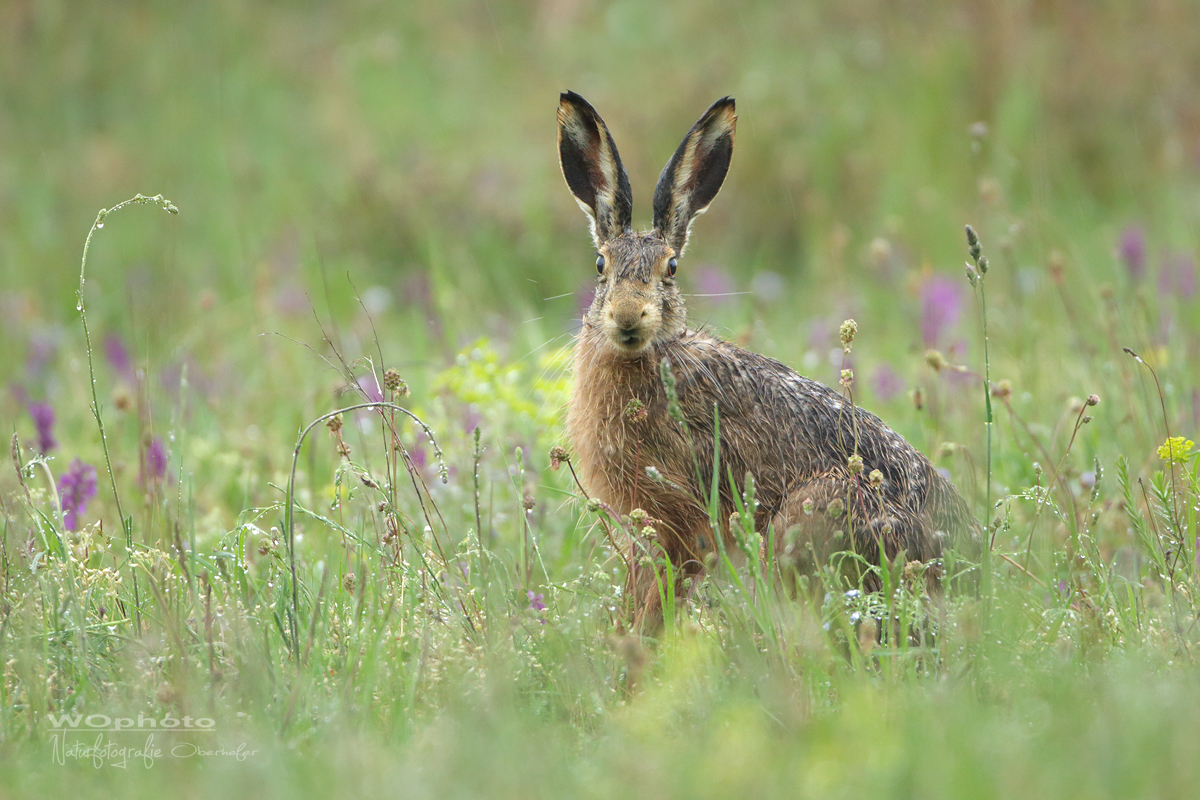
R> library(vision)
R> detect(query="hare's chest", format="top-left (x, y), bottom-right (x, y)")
top-left (566, 387), bottom-right (673, 508)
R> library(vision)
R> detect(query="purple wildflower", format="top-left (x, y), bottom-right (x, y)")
top-left (871, 364), bottom-right (905, 402)
top-left (59, 458), bottom-right (98, 532)
top-left (1118, 225), bottom-right (1146, 282)
top-left (143, 437), bottom-right (169, 485)
top-left (103, 332), bottom-right (134, 379)
top-left (527, 590), bottom-right (546, 613)
top-left (359, 375), bottom-right (383, 403)
top-left (920, 276), bottom-right (963, 346)
top-left (694, 264), bottom-right (736, 304)
top-left (29, 402), bottom-right (56, 453)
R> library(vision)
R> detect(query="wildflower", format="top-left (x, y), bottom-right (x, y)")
top-left (623, 398), bottom-right (648, 424)
top-left (527, 590), bottom-right (546, 613)
top-left (28, 402), bottom-right (56, 453)
top-left (143, 437), bottom-right (168, 485)
top-left (847, 454), bottom-right (864, 475)
top-left (1085, 394), bottom-right (1100, 407)
top-left (840, 368), bottom-right (854, 388)
top-left (827, 498), bottom-right (845, 518)
top-left (802, 497), bottom-right (814, 516)
top-left (920, 277), bottom-right (963, 346)
top-left (360, 375), bottom-right (384, 403)
top-left (549, 446), bottom-right (570, 471)
top-left (839, 319), bottom-right (858, 351)
top-left (1157, 437), bottom-right (1195, 465)
top-left (59, 458), bottom-right (98, 532)
top-left (1118, 226), bottom-right (1146, 282)
top-left (924, 349), bottom-right (948, 372)
top-left (869, 469), bottom-right (884, 487)
top-left (383, 368), bottom-right (409, 397)
top-left (522, 491), bottom-right (535, 512)
top-left (694, 264), bottom-right (735, 303)
top-left (342, 573), bottom-right (356, 594)
top-left (871, 365), bottom-right (904, 402)
top-left (337, 441), bottom-right (352, 458)
top-left (104, 333), bottom-right (134, 379)
top-left (326, 414), bottom-right (344, 433)
top-left (991, 379), bottom-right (1013, 400)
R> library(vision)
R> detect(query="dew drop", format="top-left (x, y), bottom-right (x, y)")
top-left (96, 223), bottom-right (104, 229)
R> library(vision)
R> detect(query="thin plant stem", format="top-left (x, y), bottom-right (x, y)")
top-left (75, 193), bottom-right (178, 632)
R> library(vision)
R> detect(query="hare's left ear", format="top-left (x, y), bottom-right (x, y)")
top-left (558, 91), bottom-right (633, 247)
top-left (652, 98), bottom-right (736, 255)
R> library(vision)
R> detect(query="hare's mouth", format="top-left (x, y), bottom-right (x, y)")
top-left (614, 326), bottom-right (649, 351)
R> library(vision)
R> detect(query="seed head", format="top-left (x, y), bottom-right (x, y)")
top-left (623, 397), bottom-right (648, 424)
top-left (827, 498), bottom-right (845, 518)
top-left (1085, 394), bottom-right (1100, 407)
top-left (965, 225), bottom-right (982, 260)
top-left (522, 492), bottom-right (536, 512)
top-left (839, 319), bottom-right (858, 351)
top-left (342, 573), bottom-right (356, 594)
top-left (336, 441), bottom-right (352, 458)
top-left (549, 446), bottom-right (570, 471)
top-left (629, 508), bottom-right (648, 525)
top-left (383, 368), bottom-right (409, 397)
top-left (847, 454), bottom-right (864, 475)
top-left (991, 379), bottom-right (1013, 399)
top-left (924, 349), bottom-right (947, 372)
top-left (326, 414), bottom-right (344, 433)
top-left (869, 469), bottom-right (883, 487)
top-left (840, 368), bottom-right (854, 388)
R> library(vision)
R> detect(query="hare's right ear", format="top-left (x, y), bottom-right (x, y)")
top-left (652, 98), bottom-right (736, 255)
top-left (558, 91), bottom-right (633, 246)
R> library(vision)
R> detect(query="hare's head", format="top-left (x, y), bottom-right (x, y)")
top-left (558, 91), bottom-right (736, 354)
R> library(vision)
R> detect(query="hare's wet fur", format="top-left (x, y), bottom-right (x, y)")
top-left (557, 91), bottom-right (981, 625)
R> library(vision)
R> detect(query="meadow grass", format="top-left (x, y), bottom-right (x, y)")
top-left (3, 2), bottom-right (1200, 797)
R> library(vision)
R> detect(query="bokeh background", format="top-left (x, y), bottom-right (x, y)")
top-left (3, 2), bottom-right (1200, 797)
top-left (4, 1), bottom-right (1198, 398)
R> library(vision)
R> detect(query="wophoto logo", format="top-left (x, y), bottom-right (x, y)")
top-left (48, 712), bottom-right (216, 732)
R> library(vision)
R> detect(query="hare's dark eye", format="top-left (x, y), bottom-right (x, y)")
top-left (596, 255), bottom-right (605, 274)
top-left (667, 257), bottom-right (678, 277)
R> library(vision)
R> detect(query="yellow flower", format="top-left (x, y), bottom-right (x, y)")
top-left (1156, 436), bottom-right (1195, 464)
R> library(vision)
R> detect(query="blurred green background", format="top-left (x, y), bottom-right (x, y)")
top-left (3, 3), bottom-right (1200, 798)
top-left (4, 0), bottom-right (1197, 379)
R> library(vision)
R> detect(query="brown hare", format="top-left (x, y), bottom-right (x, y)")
top-left (557, 91), bottom-right (981, 627)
